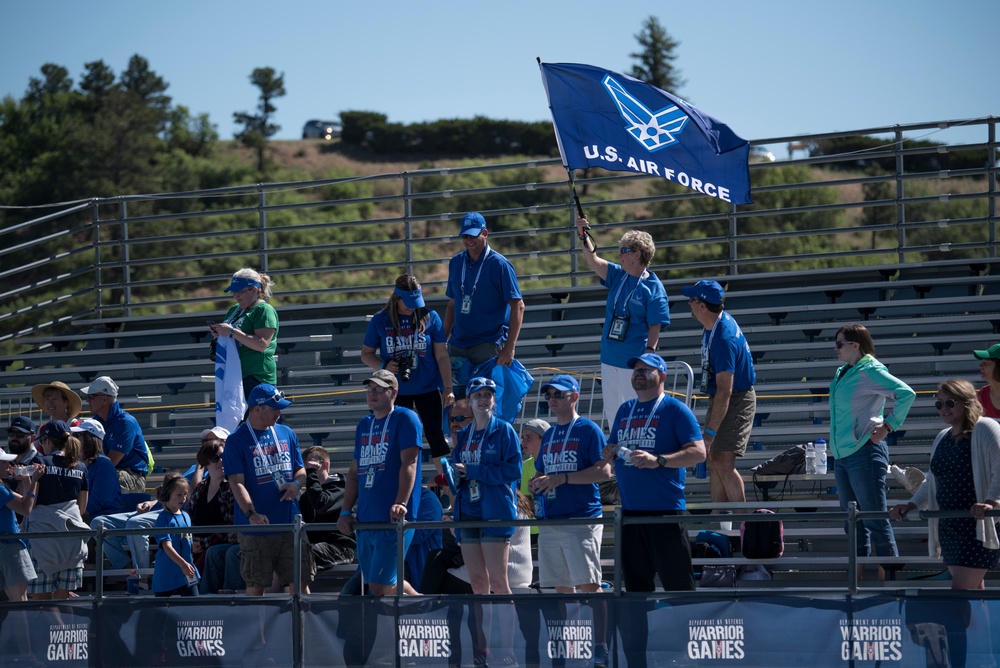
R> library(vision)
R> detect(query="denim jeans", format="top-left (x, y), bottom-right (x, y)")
top-left (90, 511), bottom-right (159, 570)
top-left (834, 440), bottom-right (898, 558)
top-left (200, 543), bottom-right (245, 594)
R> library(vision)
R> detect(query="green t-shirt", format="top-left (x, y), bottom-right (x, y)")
top-left (225, 301), bottom-right (279, 385)
top-left (520, 456), bottom-right (538, 535)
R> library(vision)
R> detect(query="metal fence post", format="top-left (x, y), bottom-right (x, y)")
top-left (728, 201), bottom-right (738, 275)
top-left (292, 515), bottom-right (303, 668)
top-left (396, 517), bottom-right (407, 597)
top-left (119, 198), bottom-right (132, 317)
top-left (613, 506), bottom-right (623, 596)
top-left (404, 174), bottom-right (414, 275)
top-left (847, 501), bottom-right (859, 594)
top-left (989, 118), bottom-right (997, 259)
top-left (91, 199), bottom-right (103, 317)
top-left (895, 127), bottom-right (907, 264)
top-left (258, 184), bottom-right (268, 274)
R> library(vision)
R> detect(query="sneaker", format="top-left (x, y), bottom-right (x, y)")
top-left (594, 644), bottom-right (609, 668)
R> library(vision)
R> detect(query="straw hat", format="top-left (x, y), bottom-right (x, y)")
top-left (31, 381), bottom-right (83, 419)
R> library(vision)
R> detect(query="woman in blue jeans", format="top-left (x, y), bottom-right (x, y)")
top-left (829, 324), bottom-right (916, 579)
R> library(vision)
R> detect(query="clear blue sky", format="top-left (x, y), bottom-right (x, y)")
top-left (2, 0), bottom-right (997, 155)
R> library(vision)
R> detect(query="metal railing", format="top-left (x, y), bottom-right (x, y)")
top-left (1, 117), bottom-right (996, 346)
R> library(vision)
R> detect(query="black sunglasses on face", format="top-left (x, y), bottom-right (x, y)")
top-left (834, 340), bottom-right (852, 349)
top-left (208, 454), bottom-right (223, 463)
top-left (543, 391), bottom-right (565, 400)
top-left (935, 399), bottom-right (958, 410)
top-left (450, 415), bottom-right (471, 423)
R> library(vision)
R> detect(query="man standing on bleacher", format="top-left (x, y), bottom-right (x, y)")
top-left (602, 353), bottom-right (706, 592)
top-left (81, 376), bottom-right (150, 493)
top-left (684, 280), bottom-right (757, 510)
top-left (444, 212), bottom-right (524, 370)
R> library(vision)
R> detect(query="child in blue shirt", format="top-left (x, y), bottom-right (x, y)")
top-left (152, 473), bottom-right (199, 597)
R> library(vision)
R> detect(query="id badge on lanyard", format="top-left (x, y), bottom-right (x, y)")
top-left (365, 466), bottom-right (377, 489)
top-left (461, 295), bottom-right (472, 315)
top-left (607, 315), bottom-right (629, 342)
top-left (468, 479), bottom-right (480, 502)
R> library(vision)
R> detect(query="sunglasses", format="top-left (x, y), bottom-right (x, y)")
top-left (208, 454), bottom-right (223, 463)
top-left (688, 297), bottom-right (702, 304)
top-left (85, 394), bottom-right (108, 400)
top-left (449, 414), bottom-right (471, 423)
top-left (7, 429), bottom-right (29, 437)
top-left (467, 379), bottom-right (497, 392)
top-left (834, 340), bottom-right (853, 349)
top-left (543, 391), bottom-right (566, 400)
top-left (619, 247), bottom-right (637, 255)
top-left (632, 367), bottom-right (658, 376)
top-left (934, 399), bottom-right (958, 410)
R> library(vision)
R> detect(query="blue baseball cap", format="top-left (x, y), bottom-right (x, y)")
top-left (9, 416), bottom-right (36, 434)
top-left (394, 286), bottom-right (425, 309)
top-left (541, 374), bottom-right (580, 395)
top-left (248, 383), bottom-right (292, 409)
top-left (224, 276), bottom-right (261, 293)
top-left (460, 212), bottom-right (487, 237)
top-left (681, 280), bottom-right (725, 305)
top-left (466, 377), bottom-right (497, 395)
top-left (627, 353), bottom-right (668, 374)
top-left (39, 420), bottom-right (71, 442)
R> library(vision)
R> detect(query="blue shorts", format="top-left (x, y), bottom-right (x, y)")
top-left (458, 527), bottom-right (512, 545)
top-left (357, 529), bottom-right (414, 587)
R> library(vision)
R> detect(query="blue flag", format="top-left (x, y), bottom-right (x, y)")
top-left (539, 62), bottom-right (752, 204)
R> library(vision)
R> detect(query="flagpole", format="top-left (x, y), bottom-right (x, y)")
top-left (539, 57), bottom-right (595, 251)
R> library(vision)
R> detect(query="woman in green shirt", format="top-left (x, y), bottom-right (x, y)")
top-left (211, 268), bottom-right (279, 398)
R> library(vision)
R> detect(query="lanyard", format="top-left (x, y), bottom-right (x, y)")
top-left (248, 425), bottom-right (283, 465)
top-left (367, 408), bottom-right (395, 454)
top-left (624, 393), bottom-right (665, 446)
top-left (611, 270), bottom-right (644, 318)
top-left (544, 417), bottom-right (578, 461)
top-left (701, 313), bottom-right (723, 381)
top-left (460, 245), bottom-right (491, 300)
top-left (463, 416), bottom-right (491, 460)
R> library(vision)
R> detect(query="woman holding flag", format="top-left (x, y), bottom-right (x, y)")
top-left (575, 215), bottom-right (671, 427)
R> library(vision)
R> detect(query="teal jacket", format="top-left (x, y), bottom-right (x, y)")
top-left (828, 354), bottom-right (916, 459)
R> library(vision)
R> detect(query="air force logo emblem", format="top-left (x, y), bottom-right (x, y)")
top-left (603, 75), bottom-right (688, 152)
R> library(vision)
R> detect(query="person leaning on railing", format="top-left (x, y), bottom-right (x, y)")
top-left (890, 379), bottom-right (1000, 590)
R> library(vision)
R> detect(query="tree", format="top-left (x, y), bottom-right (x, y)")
top-left (233, 67), bottom-right (285, 172)
top-left (629, 16), bottom-right (685, 93)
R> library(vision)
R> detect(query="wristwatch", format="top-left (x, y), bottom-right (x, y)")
top-left (656, 455), bottom-right (667, 468)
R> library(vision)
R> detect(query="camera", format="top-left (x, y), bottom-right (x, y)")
top-left (396, 352), bottom-right (416, 384)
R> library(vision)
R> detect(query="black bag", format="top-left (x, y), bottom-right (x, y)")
top-left (699, 565), bottom-right (737, 587)
top-left (750, 444), bottom-right (806, 500)
top-left (208, 338), bottom-right (218, 362)
top-left (740, 509), bottom-right (784, 559)
top-left (598, 477), bottom-right (620, 506)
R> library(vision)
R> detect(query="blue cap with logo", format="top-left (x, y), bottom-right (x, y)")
top-left (394, 286), bottom-right (425, 309)
top-left (466, 376), bottom-right (497, 395)
top-left (627, 352), bottom-right (668, 374)
top-left (541, 374), bottom-right (580, 395)
top-left (681, 279), bottom-right (725, 305)
top-left (460, 212), bottom-right (487, 237)
top-left (248, 383), bottom-right (292, 409)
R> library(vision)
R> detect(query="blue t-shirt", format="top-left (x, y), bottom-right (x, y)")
top-left (86, 454), bottom-right (121, 518)
top-left (608, 394), bottom-right (702, 512)
top-left (223, 422), bottom-right (304, 534)
top-left (364, 309), bottom-right (447, 395)
top-left (0, 485), bottom-right (27, 547)
top-left (98, 401), bottom-right (150, 475)
top-left (703, 311), bottom-right (757, 394)
top-left (445, 243), bottom-right (522, 349)
top-left (599, 263), bottom-right (671, 368)
top-left (353, 406), bottom-right (423, 523)
top-left (405, 487), bottom-right (443, 586)
top-left (536, 417), bottom-right (606, 519)
top-left (152, 509), bottom-right (198, 593)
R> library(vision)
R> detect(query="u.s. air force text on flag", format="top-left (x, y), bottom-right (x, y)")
top-left (539, 61), bottom-right (752, 205)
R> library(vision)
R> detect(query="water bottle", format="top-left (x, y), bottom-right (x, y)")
top-left (815, 439), bottom-right (828, 475)
top-left (616, 446), bottom-right (633, 466)
top-left (440, 456), bottom-right (459, 496)
top-left (804, 441), bottom-right (817, 475)
top-left (127, 569), bottom-right (140, 595)
top-left (533, 493), bottom-right (546, 519)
